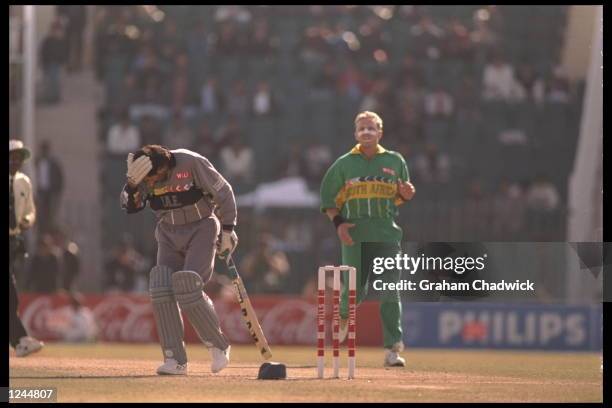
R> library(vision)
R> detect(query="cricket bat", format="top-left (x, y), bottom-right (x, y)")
top-left (226, 255), bottom-right (273, 360)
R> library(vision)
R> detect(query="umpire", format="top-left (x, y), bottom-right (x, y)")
top-left (9, 139), bottom-right (44, 357)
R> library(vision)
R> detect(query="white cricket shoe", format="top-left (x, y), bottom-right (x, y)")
top-left (338, 318), bottom-right (349, 343)
top-left (210, 345), bottom-right (230, 373)
top-left (384, 342), bottom-right (406, 367)
top-left (15, 336), bottom-right (44, 357)
top-left (156, 358), bottom-right (188, 375)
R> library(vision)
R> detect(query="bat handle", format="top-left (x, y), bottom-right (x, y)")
top-left (225, 254), bottom-right (239, 280)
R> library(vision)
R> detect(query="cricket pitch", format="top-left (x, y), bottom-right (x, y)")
top-left (9, 343), bottom-right (602, 402)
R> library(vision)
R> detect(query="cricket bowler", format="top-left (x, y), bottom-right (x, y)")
top-left (120, 144), bottom-right (238, 375)
top-left (320, 111), bottom-right (415, 367)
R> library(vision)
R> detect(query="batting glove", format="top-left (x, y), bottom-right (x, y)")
top-left (126, 153), bottom-right (153, 186)
top-left (217, 230), bottom-right (238, 259)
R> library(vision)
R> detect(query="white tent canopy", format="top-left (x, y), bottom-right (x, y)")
top-left (237, 177), bottom-right (320, 209)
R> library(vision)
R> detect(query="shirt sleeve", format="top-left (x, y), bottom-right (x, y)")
top-left (21, 176), bottom-right (36, 228)
top-left (400, 154), bottom-right (410, 182)
top-left (394, 154), bottom-right (411, 207)
top-left (319, 158), bottom-right (344, 213)
top-left (120, 183), bottom-right (148, 214)
top-left (192, 155), bottom-right (237, 227)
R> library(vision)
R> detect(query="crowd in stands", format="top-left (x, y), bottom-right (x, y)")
top-left (17, 226), bottom-right (81, 294)
top-left (17, 5), bottom-right (580, 295)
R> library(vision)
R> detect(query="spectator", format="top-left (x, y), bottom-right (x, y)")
top-left (35, 140), bottom-right (64, 233)
top-left (131, 45), bottom-right (166, 105)
top-left (298, 25), bottom-right (331, 63)
top-left (498, 128), bottom-right (527, 146)
top-left (360, 79), bottom-right (392, 115)
top-left (215, 6), bottom-right (252, 24)
top-left (396, 5), bottom-right (423, 24)
top-left (444, 17), bottom-right (474, 62)
top-left (200, 77), bottom-right (225, 114)
top-left (56, 5), bottom-right (87, 72)
top-left (461, 179), bottom-right (490, 239)
top-left (394, 53), bottom-right (422, 88)
top-left (414, 143), bottom-right (451, 185)
top-left (312, 61), bottom-right (338, 93)
top-left (163, 111), bottom-right (195, 150)
top-left (454, 77), bottom-right (481, 121)
top-left (186, 18), bottom-right (210, 72)
top-left (526, 176), bottom-right (560, 212)
top-left (227, 80), bottom-right (250, 118)
top-left (219, 136), bottom-right (255, 188)
top-left (410, 16), bottom-right (445, 60)
top-left (158, 18), bottom-right (182, 66)
top-left (214, 21), bottom-right (245, 56)
top-left (105, 239), bottom-right (147, 292)
top-left (303, 142), bottom-right (333, 187)
top-left (395, 77), bottom-right (424, 142)
top-left (337, 61), bottom-right (367, 101)
top-left (39, 20), bottom-right (68, 104)
top-left (424, 86), bottom-right (455, 118)
top-left (546, 68), bottom-right (571, 104)
top-left (239, 233), bottom-right (290, 294)
top-left (252, 81), bottom-right (277, 117)
top-left (470, 11), bottom-right (498, 52)
top-left (215, 116), bottom-right (243, 149)
top-left (514, 64), bottom-right (545, 104)
top-left (248, 19), bottom-right (274, 57)
top-left (171, 52), bottom-right (191, 114)
top-left (492, 181), bottom-right (526, 239)
top-left (278, 143), bottom-right (308, 179)
top-left (482, 54), bottom-right (516, 101)
top-left (28, 233), bottom-right (61, 293)
top-left (357, 16), bottom-right (388, 62)
top-left (106, 109), bottom-right (141, 155)
top-left (57, 292), bottom-right (99, 342)
top-left (139, 114), bottom-right (163, 146)
top-left (525, 175), bottom-right (561, 239)
top-left (50, 228), bottom-right (81, 291)
top-left (193, 120), bottom-right (218, 164)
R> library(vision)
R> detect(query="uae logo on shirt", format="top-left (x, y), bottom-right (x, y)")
top-left (382, 167), bottom-right (396, 176)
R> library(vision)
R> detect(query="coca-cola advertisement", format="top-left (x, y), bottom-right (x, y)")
top-left (18, 293), bottom-right (383, 346)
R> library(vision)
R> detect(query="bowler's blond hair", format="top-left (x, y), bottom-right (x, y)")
top-left (354, 111), bottom-right (383, 132)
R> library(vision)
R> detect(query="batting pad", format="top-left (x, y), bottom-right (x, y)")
top-left (149, 265), bottom-right (187, 364)
top-left (172, 270), bottom-right (230, 351)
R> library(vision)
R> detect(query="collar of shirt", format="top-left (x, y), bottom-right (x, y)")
top-left (349, 144), bottom-right (387, 155)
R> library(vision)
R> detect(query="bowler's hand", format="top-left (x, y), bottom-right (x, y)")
top-left (397, 180), bottom-right (416, 201)
top-left (337, 223), bottom-right (355, 246)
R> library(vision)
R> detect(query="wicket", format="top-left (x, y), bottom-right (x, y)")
top-left (317, 265), bottom-right (357, 379)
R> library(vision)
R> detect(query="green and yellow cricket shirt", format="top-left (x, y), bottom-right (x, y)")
top-left (320, 144), bottom-right (410, 220)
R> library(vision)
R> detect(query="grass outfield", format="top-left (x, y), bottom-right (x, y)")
top-left (9, 343), bottom-right (602, 402)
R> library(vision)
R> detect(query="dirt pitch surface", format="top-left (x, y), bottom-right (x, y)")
top-left (9, 343), bottom-right (602, 402)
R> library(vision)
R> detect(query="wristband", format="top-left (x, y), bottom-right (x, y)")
top-left (222, 224), bottom-right (235, 232)
top-left (332, 215), bottom-right (346, 230)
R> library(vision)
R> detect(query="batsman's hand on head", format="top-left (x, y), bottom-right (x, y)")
top-left (217, 229), bottom-right (238, 260)
top-left (126, 152), bottom-right (153, 187)
top-left (337, 222), bottom-right (356, 246)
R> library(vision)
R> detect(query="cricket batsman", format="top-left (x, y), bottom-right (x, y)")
top-left (320, 111), bottom-right (415, 367)
top-left (120, 144), bottom-right (238, 375)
